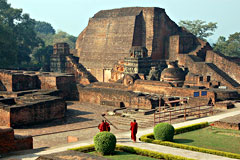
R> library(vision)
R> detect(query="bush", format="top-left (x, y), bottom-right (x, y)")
top-left (154, 123), bottom-right (175, 141)
top-left (94, 131), bottom-right (116, 155)
top-left (175, 122), bottom-right (209, 135)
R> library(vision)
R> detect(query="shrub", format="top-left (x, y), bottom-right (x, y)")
top-left (154, 123), bottom-right (175, 141)
top-left (175, 122), bottom-right (209, 135)
top-left (94, 131), bottom-right (116, 155)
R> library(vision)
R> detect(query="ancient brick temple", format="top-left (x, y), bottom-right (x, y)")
top-left (75, 7), bottom-right (240, 91)
top-left (0, 7), bottom-right (239, 154)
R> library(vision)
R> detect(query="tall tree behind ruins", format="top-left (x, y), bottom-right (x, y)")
top-left (178, 20), bottom-right (218, 40)
top-left (179, 19), bottom-right (240, 58)
top-left (0, 0), bottom-right (42, 68)
top-left (213, 32), bottom-right (240, 58)
top-left (0, 0), bottom-right (77, 69)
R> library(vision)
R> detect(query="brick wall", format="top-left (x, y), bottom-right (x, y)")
top-left (0, 127), bottom-right (32, 153)
top-left (0, 108), bottom-right (10, 126)
top-left (131, 80), bottom-right (216, 99)
top-left (0, 97), bottom-right (66, 127)
top-left (0, 71), bottom-right (13, 91)
top-left (206, 50), bottom-right (240, 84)
top-left (178, 54), bottom-right (239, 89)
top-left (78, 85), bottom-right (153, 109)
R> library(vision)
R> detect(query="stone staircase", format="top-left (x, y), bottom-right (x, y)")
top-left (206, 63), bottom-right (240, 88)
top-left (188, 55), bottom-right (204, 62)
top-left (66, 55), bottom-right (98, 84)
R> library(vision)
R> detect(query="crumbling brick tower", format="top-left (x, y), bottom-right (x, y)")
top-left (50, 42), bottom-right (97, 85)
top-left (50, 43), bottom-right (70, 73)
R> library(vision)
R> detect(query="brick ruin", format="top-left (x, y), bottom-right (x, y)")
top-left (0, 71), bottom-right (70, 153)
top-left (75, 7), bottom-right (240, 91)
top-left (213, 114), bottom-right (240, 130)
top-left (73, 7), bottom-right (240, 109)
top-left (0, 126), bottom-right (32, 153)
top-left (0, 6), bottom-right (240, 154)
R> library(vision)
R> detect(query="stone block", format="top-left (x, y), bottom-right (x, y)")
top-left (215, 101), bottom-right (235, 110)
top-left (67, 136), bottom-right (79, 143)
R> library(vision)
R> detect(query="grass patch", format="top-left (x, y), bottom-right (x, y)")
top-left (174, 126), bottom-right (240, 154)
top-left (90, 151), bottom-right (158, 160)
top-left (140, 122), bottom-right (240, 159)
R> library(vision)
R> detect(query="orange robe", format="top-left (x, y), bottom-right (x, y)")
top-left (130, 122), bottom-right (138, 141)
top-left (98, 122), bottom-right (107, 132)
top-left (105, 122), bottom-right (110, 132)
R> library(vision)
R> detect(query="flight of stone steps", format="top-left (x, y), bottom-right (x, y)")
top-left (66, 55), bottom-right (98, 83)
top-left (206, 63), bottom-right (240, 88)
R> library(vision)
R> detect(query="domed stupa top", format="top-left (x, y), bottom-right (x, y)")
top-left (161, 61), bottom-right (185, 82)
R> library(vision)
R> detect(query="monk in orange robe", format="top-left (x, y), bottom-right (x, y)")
top-left (130, 119), bottom-right (138, 142)
top-left (98, 120), bottom-right (107, 132)
top-left (105, 120), bottom-right (110, 132)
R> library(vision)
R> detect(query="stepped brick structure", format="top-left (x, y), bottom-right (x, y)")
top-left (75, 7), bottom-right (186, 82)
top-left (50, 43), bottom-right (98, 85)
top-left (75, 7), bottom-right (240, 92)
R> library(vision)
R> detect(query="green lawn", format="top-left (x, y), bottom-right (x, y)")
top-left (90, 151), bottom-right (158, 160)
top-left (174, 126), bottom-right (240, 154)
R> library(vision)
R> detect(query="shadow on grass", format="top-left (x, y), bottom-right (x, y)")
top-left (173, 138), bottom-right (194, 143)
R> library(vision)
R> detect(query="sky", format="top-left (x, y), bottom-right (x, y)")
top-left (7, 0), bottom-right (240, 42)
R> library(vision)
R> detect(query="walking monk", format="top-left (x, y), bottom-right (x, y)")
top-left (130, 119), bottom-right (138, 142)
top-left (105, 120), bottom-right (111, 132)
top-left (98, 120), bottom-right (107, 132)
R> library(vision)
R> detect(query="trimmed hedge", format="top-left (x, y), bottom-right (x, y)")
top-left (94, 131), bottom-right (116, 155)
top-left (70, 144), bottom-right (195, 160)
top-left (69, 144), bottom-right (95, 152)
top-left (140, 122), bottom-right (240, 159)
top-left (175, 122), bottom-right (209, 135)
top-left (154, 123), bottom-right (175, 141)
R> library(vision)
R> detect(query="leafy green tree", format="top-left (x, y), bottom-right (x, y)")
top-left (179, 20), bottom-right (217, 40)
top-left (213, 32), bottom-right (240, 57)
top-left (33, 45), bottom-right (53, 65)
top-left (0, 0), bottom-right (42, 67)
top-left (34, 21), bottom-right (55, 34)
top-left (37, 30), bottom-right (77, 49)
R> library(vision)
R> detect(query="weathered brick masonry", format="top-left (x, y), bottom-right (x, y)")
top-left (0, 126), bottom-right (32, 153)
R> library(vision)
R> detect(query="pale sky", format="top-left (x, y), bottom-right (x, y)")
top-left (7, 0), bottom-right (240, 42)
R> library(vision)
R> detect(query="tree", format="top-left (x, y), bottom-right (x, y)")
top-left (37, 30), bottom-right (77, 49)
top-left (0, 0), bottom-right (42, 67)
top-left (32, 45), bottom-right (53, 65)
top-left (213, 32), bottom-right (240, 57)
top-left (34, 21), bottom-right (55, 34)
top-left (178, 20), bottom-right (217, 40)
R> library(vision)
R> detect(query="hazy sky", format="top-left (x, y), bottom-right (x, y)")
top-left (7, 0), bottom-right (240, 42)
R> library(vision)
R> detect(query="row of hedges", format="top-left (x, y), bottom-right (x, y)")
top-left (140, 122), bottom-right (240, 159)
top-left (70, 144), bottom-right (195, 160)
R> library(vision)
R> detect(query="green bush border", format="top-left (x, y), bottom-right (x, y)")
top-left (140, 122), bottom-right (240, 159)
top-left (69, 144), bottom-right (195, 160)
